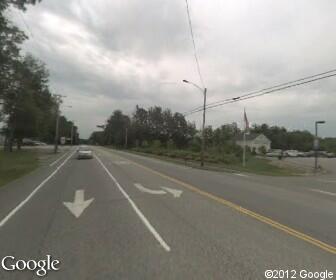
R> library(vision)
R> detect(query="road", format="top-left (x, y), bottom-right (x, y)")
top-left (0, 146), bottom-right (335, 279)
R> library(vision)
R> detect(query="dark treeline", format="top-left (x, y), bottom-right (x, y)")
top-left (90, 106), bottom-right (196, 149)
top-left (90, 107), bottom-right (336, 154)
top-left (0, 0), bottom-right (78, 151)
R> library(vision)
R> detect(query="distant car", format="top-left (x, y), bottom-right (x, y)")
top-left (285, 150), bottom-right (299, 157)
top-left (326, 152), bottom-right (335, 158)
top-left (304, 151), bottom-right (315, 157)
top-left (266, 149), bottom-right (282, 157)
top-left (77, 146), bottom-right (93, 159)
top-left (297, 151), bottom-right (305, 157)
top-left (33, 141), bottom-right (47, 146)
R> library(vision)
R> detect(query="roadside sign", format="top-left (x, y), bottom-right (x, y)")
top-left (60, 137), bottom-right (66, 145)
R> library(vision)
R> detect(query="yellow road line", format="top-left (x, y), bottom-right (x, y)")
top-left (102, 148), bottom-right (336, 255)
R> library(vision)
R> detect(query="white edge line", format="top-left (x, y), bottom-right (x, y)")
top-left (0, 150), bottom-right (76, 227)
top-left (234, 173), bottom-right (248, 177)
top-left (310, 188), bottom-right (336, 196)
top-left (95, 155), bottom-right (171, 252)
top-left (49, 149), bottom-right (72, 167)
top-left (318, 179), bottom-right (336, 184)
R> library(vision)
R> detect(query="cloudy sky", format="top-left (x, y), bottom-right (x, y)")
top-left (9, 0), bottom-right (336, 138)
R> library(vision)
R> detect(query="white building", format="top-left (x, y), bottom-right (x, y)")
top-left (235, 133), bottom-right (271, 153)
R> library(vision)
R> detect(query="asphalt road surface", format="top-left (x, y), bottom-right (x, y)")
top-left (0, 146), bottom-right (335, 279)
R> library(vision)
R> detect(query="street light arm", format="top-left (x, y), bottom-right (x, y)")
top-left (182, 79), bottom-right (204, 92)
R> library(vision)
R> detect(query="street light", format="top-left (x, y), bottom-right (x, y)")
top-left (183, 79), bottom-right (207, 167)
top-left (314, 120), bottom-right (326, 172)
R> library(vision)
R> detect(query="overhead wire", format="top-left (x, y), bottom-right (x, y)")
top-left (184, 0), bottom-right (205, 88)
top-left (183, 69), bottom-right (336, 115)
top-left (183, 71), bottom-right (336, 116)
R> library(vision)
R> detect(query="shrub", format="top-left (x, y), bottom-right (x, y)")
top-left (141, 140), bottom-right (149, 148)
top-left (166, 139), bottom-right (176, 150)
top-left (151, 140), bottom-right (162, 149)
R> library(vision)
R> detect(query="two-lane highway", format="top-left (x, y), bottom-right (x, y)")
top-left (0, 146), bottom-right (334, 279)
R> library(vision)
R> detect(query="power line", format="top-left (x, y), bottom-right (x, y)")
top-left (183, 69), bottom-right (336, 115)
top-left (183, 72), bottom-right (336, 116)
top-left (18, 10), bottom-right (35, 40)
top-left (184, 0), bottom-right (205, 87)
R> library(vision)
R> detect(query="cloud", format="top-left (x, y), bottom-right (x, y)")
top-left (10, 0), bottom-right (336, 137)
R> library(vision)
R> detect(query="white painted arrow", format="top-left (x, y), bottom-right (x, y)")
top-left (134, 183), bottom-right (183, 198)
top-left (161, 187), bottom-right (183, 198)
top-left (63, 190), bottom-right (94, 218)
top-left (134, 183), bottom-right (166, 195)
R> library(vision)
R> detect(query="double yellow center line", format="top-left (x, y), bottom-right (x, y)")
top-left (103, 148), bottom-right (336, 255)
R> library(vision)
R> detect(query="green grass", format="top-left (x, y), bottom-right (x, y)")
top-left (0, 150), bottom-right (39, 187)
top-left (125, 147), bottom-right (302, 176)
top-left (224, 157), bottom-right (301, 176)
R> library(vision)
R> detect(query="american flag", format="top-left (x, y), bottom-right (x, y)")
top-left (244, 108), bottom-right (249, 132)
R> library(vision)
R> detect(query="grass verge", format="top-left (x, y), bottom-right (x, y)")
top-left (0, 150), bottom-right (39, 187)
top-left (114, 147), bottom-right (303, 176)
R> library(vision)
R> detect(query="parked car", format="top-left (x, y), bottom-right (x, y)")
top-left (304, 151), bottom-right (315, 157)
top-left (297, 151), bottom-right (305, 157)
top-left (326, 152), bottom-right (335, 158)
top-left (284, 150), bottom-right (299, 157)
top-left (22, 138), bottom-right (47, 146)
top-left (77, 145), bottom-right (93, 159)
top-left (266, 149), bottom-right (282, 157)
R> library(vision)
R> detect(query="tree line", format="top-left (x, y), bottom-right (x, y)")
top-left (0, 0), bottom-right (78, 151)
top-left (90, 106), bottom-right (196, 149)
top-left (90, 107), bottom-right (336, 154)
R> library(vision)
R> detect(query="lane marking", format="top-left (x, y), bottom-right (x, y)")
top-left (63, 189), bottom-right (94, 218)
top-left (134, 183), bottom-right (166, 195)
top-left (0, 150), bottom-right (76, 227)
top-left (114, 160), bottom-right (130, 165)
top-left (161, 187), bottom-right (183, 198)
top-left (95, 155), bottom-right (171, 252)
top-left (103, 148), bottom-right (336, 255)
top-left (318, 179), bottom-right (336, 184)
top-left (234, 173), bottom-right (249, 177)
top-left (310, 189), bottom-right (336, 197)
top-left (50, 149), bottom-right (72, 167)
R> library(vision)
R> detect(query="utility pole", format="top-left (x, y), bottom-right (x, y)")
top-left (125, 127), bottom-right (128, 149)
top-left (243, 132), bottom-right (246, 167)
top-left (183, 79), bottom-right (207, 167)
top-left (54, 102), bottom-right (60, 154)
top-left (314, 120), bottom-right (326, 172)
top-left (201, 88), bottom-right (207, 167)
top-left (53, 94), bottom-right (66, 154)
top-left (70, 122), bottom-right (74, 145)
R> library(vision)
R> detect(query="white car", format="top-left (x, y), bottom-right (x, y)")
top-left (77, 146), bottom-right (93, 159)
top-left (285, 150), bottom-right (299, 157)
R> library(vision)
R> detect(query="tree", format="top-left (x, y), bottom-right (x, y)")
top-left (104, 110), bottom-right (130, 147)
top-left (2, 55), bottom-right (57, 150)
top-left (1, 0), bottom-right (46, 151)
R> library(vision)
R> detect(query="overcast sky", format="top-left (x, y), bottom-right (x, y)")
top-left (9, 0), bottom-right (336, 138)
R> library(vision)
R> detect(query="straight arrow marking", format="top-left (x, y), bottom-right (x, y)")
top-left (63, 190), bottom-right (94, 218)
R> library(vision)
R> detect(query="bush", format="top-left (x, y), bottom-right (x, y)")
top-left (190, 138), bottom-right (201, 152)
top-left (141, 140), bottom-right (149, 148)
top-left (258, 146), bottom-right (267, 155)
top-left (151, 139), bottom-right (162, 149)
top-left (166, 139), bottom-right (176, 150)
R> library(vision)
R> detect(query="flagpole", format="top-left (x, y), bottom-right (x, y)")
top-left (243, 131), bottom-right (246, 167)
top-left (243, 108), bottom-right (248, 167)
